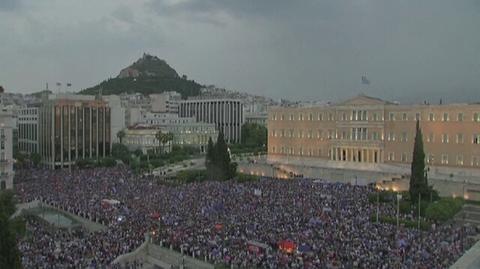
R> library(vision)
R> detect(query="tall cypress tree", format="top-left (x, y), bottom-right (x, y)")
top-left (215, 131), bottom-right (231, 180)
top-left (410, 120), bottom-right (428, 201)
top-left (206, 137), bottom-right (214, 167)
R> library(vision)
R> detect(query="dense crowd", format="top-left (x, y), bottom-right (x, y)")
top-left (14, 166), bottom-right (475, 268)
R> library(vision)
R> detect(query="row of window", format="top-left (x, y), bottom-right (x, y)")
top-left (271, 111), bottom-right (480, 122)
top-left (271, 129), bottom-right (480, 145)
top-left (271, 146), bottom-right (322, 156)
top-left (387, 152), bottom-right (480, 166)
top-left (270, 146), bottom-right (480, 167)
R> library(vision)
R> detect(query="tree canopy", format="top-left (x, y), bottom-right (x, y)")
top-left (0, 191), bottom-right (23, 269)
top-left (241, 123), bottom-right (267, 147)
top-left (409, 120), bottom-right (429, 202)
top-left (206, 132), bottom-right (236, 180)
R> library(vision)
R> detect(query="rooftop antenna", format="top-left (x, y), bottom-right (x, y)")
top-left (56, 82), bottom-right (62, 95)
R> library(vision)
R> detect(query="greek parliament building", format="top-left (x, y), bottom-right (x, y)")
top-left (179, 99), bottom-right (244, 143)
top-left (39, 95), bottom-right (111, 169)
top-left (268, 95), bottom-right (480, 176)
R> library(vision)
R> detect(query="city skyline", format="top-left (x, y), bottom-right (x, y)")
top-left (1, 0), bottom-right (479, 103)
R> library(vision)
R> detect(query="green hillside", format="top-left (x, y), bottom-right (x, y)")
top-left (79, 54), bottom-right (203, 98)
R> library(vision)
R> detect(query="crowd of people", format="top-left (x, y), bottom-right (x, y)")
top-left (14, 165), bottom-right (475, 268)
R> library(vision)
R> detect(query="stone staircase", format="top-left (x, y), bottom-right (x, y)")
top-left (455, 204), bottom-right (480, 227)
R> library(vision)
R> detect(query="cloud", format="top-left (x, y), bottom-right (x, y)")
top-left (0, 0), bottom-right (20, 11)
top-left (1, 0), bottom-right (479, 103)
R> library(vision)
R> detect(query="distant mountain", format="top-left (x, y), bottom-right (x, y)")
top-left (80, 53), bottom-right (202, 98)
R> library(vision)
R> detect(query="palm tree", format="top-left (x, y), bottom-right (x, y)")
top-left (165, 132), bottom-right (174, 153)
top-left (117, 130), bottom-right (126, 144)
top-left (155, 131), bottom-right (164, 154)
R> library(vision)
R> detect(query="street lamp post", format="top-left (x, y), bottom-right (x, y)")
top-left (396, 194), bottom-right (402, 229)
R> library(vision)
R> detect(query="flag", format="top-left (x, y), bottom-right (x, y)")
top-left (361, 76), bottom-right (370, 85)
top-left (56, 82), bottom-right (62, 86)
top-left (66, 83), bottom-right (72, 87)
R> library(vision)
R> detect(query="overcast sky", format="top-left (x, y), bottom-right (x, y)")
top-left (1, 0), bottom-right (479, 103)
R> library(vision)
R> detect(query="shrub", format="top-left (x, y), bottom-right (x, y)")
top-left (368, 191), bottom-right (397, 204)
top-left (177, 170), bottom-right (207, 183)
top-left (235, 173), bottom-right (260, 183)
top-left (425, 197), bottom-right (464, 222)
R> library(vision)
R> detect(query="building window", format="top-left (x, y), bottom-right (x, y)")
top-left (289, 114), bottom-right (294, 121)
top-left (328, 113), bottom-right (333, 121)
top-left (401, 153), bottom-right (407, 162)
top-left (441, 154), bottom-right (449, 165)
top-left (272, 130), bottom-right (276, 137)
top-left (281, 130), bottom-right (285, 138)
top-left (308, 130), bottom-right (313, 139)
top-left (342, 113), bottom-right (347, 121)
top-left (427, 133), bottom-right (434, 143)
top-left (309, 113), bottom-right (313, 121)
top-left (373, 113), bottom-right (378, 121)
top-left (317, 130), bottom-right (323, 139)
top-left (318, 113), bottom-right (323, 121)
top-left (472, 156), bottom-right (479, 166)
top-left (473, 134), bottom-right (480, 144)
top-left (456, 133), bottom-right (464, 144)
top-left (328, 130), bottom-right (333, 139)
top-left (473, 113), bottom-right (480, 122)
top-left (388, 152), bottom-right (395, 161)
top-left (272, 146), bottom-right (276, 153)
top-left (299, 114), bottom-right (304, 121)
top-left (401, 132), bottom-right (408, 142)
top-left (402, 113), bottom-right (407, 121)
top-left (388, 132), bottom-right (396, 142)
top-left (415, 113), bottom-right (421, 121)
top-left (457, 155), bottom-right (464, 166)
top-left (372, 132), bottom-right (379, 141)
top-left (427, 154), bottom-right (434, 164)
top-left (429, 113), bottom-right (435, 121)
top-left (458, 113), bottom-right (464, 122)
top-left (443, 112), bottom-right (449, 122)
top-left (281, 114), bottom-right (285, 121)
top-left (442, 134), bottom-right (449, 144)
top-left (389, 113), bottom-right (395, 121)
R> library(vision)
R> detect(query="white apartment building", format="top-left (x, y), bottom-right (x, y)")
top-left (0, 107), bottom-right (15, 190)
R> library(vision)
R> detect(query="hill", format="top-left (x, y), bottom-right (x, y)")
top-left (80, 53), bottom-right (202, 98)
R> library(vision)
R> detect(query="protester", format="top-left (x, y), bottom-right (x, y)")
top-left (15, 166), bottom-right (473, 268)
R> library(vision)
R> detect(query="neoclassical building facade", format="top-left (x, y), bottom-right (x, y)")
top-left (268, 95), bottom-right (480, 171)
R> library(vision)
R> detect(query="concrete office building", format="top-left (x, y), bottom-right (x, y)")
top-left (268, 95), bottom-right (480, 175)
top-left (150, 91), bottom-right (181, 113)
top-left (38, 94), bottom-right (111, 169)
top-left (179, 99), bottom-right (243, 143)
top-left (125, 113), bottom-right (218, 153)
top-left (102, 95), bottom-right (126, 143)
top-left (0, 107), bottom-right (15, 190)
top-left (18, 107), bottom-right (39, 154)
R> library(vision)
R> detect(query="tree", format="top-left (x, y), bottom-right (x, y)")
top-left (30, 153), bottom-right (41, 167)
top-left (410, 120), bottom-right (429, 202)
top-left (205, 132), bottom-right (237, 181)
top-left (111, 143), bottom-right (130, 163)
top-left (155, 131), bottom-right (164, 154)
top-left (0, 191), bottom-right (23, 269)
top-left (165, 132), bottom-right (174, 153)
top-left (241, 123), bottom-right (267, 147)
top-left (206, 137), bottom-right (215, 167)
top-left (117, 130), bottom-right (126, 144)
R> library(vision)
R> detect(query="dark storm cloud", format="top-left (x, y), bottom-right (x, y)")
top-left (1, 0), bottom-right (480, 103)
top-left (0, 0), bottom-right (20, 11)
